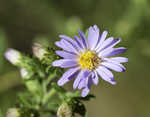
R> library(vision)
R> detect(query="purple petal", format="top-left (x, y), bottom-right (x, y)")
top-left (95, 30), bottom-right (108, 50)
top-left (61, 39), bottom-right (79, 54)
top-left (55, 40), bottom-right (72, 53)
top-left (96, 68), bottom-right (116, 85)
top-left (78, 30), bottom-right (88, 48)
top-left (57, 67), bottom-right (79, 86)
top-left (98, 38), bottom-right (121, 52)
top-left (81, 77), bottom-right (93, 97)
top-left (98, 47), bottom-right (114, 57)
top-left (73, 70), bottom-right (91, 89)
top-left (78, 77), bottom-right (87, 90)
top-left (107, 47), bottom-right (126, 56)
top-left (88, 26), bottom-right (99, 50)
top-left (92, 72), bottom-right (99, 85)
top-left (59, 35), bottom-right (81, 51)
top-left (59, 35), bottom-right (74, 44)
top-left (93, 25), bottom-right (100, 33)
top-left (52, 59), bottom-right (78, 68)
top-left (55, 40), bottom-right (78, 54)
top-left (74, 36), bottom-right (84, 49)
top-left (96, 37), bottom-right (114, 52)
top-left (97, 66), bottom-right (114, 78)
top-left (101, 62), bottom-right (126, 72)
top-left (56, 51), bottom-right (77, 59)
top-left (81, 87), bottom-right (90, 97)
top-left (55, 41), bottom-right (63, 48)
top-left (110, 57), bottom-right (128, 63)
top-left (98, 47), bottom-right (126, 57)
top-left (104, 38), bottom-right (121, 49)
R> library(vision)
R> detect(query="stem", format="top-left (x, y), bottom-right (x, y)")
top-left (42, 88), bottom-right (56, 105)
top-left (46, 73), bottom-right (57, 86)
top-left (42, 73), bottom-right (57, 96)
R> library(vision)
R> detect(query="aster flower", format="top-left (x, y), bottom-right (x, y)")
top-left (52, 25), bottom-right (128, 97)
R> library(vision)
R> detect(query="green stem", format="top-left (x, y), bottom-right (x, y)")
top-left (46, 73), bottom-right (57, 85)
top-left (42, 73), bottom-right (57, 96)
top-left (42, 88), bottom-right (56, 105)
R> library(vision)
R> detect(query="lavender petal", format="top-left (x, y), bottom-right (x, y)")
top-left (88, 26), bottom-right (99, 50)
top-left (78, 30), bottom-right (88, 48)
top-left (101, 62), bottom-right (126, 72)
top-left (78, 77), bottom-right (87, 90)
top-left (96, 37), bottom-right (114, 52)
top-left (59, 35), bottom-right (81, 51)
top-left (73, 70), bottom-right (91, 89)
top-left (56, 51), bottom-right (77, 59)
top-left (96, 68), bottom-right (116, 85)
top-left (57, 67), bottom-right (79, 86)
top-left (92, 72), bottom-right (99, 85)
top-left (81, 87), bottom-right (90, 97)
top-left (97, 66), bottom-right (114, 78)
top-left (98, 47), bottom-right (114, 57)
top-left (74, 35), bottom-right (84, 50)
top-left (61, 39), bottom-right (79, 54)
top-left (97, 38), bottom-right (121, 52)
top-left (55, 40), bottom-right (78, 54)
top-left (106, 47), bottom-right (126, 56)
top-left (98, 47), bottom-right (126, 57)
top-left (110, 57), bottom-right (128, 63)
top-left (95, 31), bottom-right (108, 50)
top-left (52, 59), bottom-right (78, 68)
top-left (81, 77), bottom-right (92, 97)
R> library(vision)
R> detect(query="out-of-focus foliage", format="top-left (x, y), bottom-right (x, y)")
top-left (0, 29), bottom-right (8, 74)
top-left (0, 0), bottom-right (150, 117)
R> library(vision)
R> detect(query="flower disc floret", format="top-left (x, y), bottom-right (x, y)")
top-left (78, 51), bottom-right (101, 70)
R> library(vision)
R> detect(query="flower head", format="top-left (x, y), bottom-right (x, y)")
top-left (52, 25), bottom-right (128, 97)
top-left (5, 48), bottom-right (21, 65)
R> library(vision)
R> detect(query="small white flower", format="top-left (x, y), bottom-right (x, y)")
top-left (5, 48), bottom-right (21, 65)
top-left (32, 44), bottom-right (47, 60)
top-left (20, 68), bottom-right (30, 79)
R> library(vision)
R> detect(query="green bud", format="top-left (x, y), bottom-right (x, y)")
top-left (6, 108), bottom-right (20, 117)
top-left (20, 68), bottom-right (31, 80)
top-left (41, 47), bottom-right (59, 66)
top-left (32, 43), bottom-right (47, 60)
top-left (57, 102), bottom-right (72, 117)
top-left (5, 49), bottom-right (22, 65)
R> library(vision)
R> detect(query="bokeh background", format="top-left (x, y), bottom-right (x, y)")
top-left (0, 0), bottom-right (150, 117)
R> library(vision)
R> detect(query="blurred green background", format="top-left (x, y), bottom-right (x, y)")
top-left (0, 0), bottom-right (150, 116)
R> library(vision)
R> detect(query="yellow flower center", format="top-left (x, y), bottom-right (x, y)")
top-left (78, 51), bottom-right (101, 70)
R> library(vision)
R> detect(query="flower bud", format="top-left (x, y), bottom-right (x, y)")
top-left (5, 48), bottom-right (21, 65)
top-left (20, 68), bottom-right (30, 79)
top-left (6, 108), bottom-right (20, 117)
top-left (32, 44), bottom-right (47, 60)
top-left (57, 102), bottom-right (72, 117)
